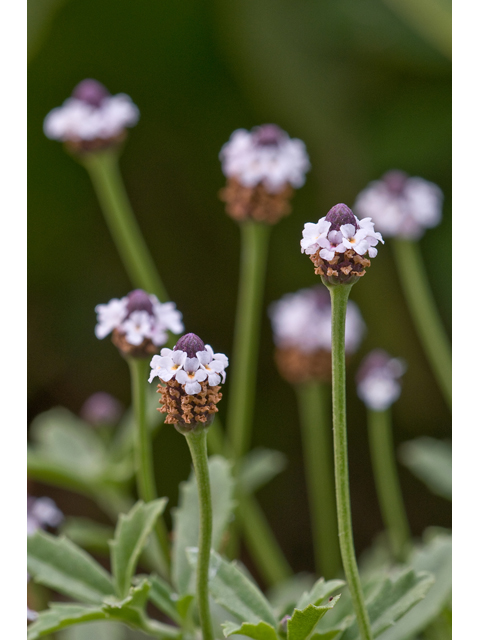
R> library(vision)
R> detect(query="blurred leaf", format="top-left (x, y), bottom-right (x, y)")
top-left (28, 603), bottom-right (108, 640)
top-left (222, 620), bottom-right (279, 640)
top-left (61, 517), bottom-right (115, 555)
top-left (188, 549), bottom-right (277, 627)
top-left (268, 574), bottom-right (317, 620)
top-left (110, 499), bottom-right (167, 598)
top-left (59, 620), bottom-right (128, 639)
top-left (296, 579), bottom-right (345, 610)
top-left (143, 574), bottom-right (181, 624)
top-left (287, 596), bottom-right (341, 640)
top-left (28, 530), bottom-right (114, 604)
top-left (238, 448), bottom-right (288, 495)
top-left (172, 456), bottom-right (235, 594)
top-left (399, 437), bottom-right (452, 500)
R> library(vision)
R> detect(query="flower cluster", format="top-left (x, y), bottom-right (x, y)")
top-left (80, 392), bottom-right (123, 427)
top-left (356, 349), bottom-right (406, 411)
top-left (301, 203), bottom-right (383, 285)
top-left (219, 124), bottom-right (310, 224)
top-left (269, 286), bottom-right (365, 383)
top-left (44, 79), bottom-right (139, 152)
top-left (95, 289), bottom-right (183, 358)
top-left (354, 170), bottom-right (443, 240)
top-left (150, 333), bottom-right (228, 430)
top-left (27, 496), bottom-right (63, 536)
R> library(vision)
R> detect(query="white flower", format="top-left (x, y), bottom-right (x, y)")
top-left (356, 350), bottom-right (406, 411)
top-left (122, 310), bottom-right (152, 345)
top-left (149, 350), bottom-right (187, 383)
top-left (28, 496), bottom-right (63, 536)
top-left (175, 357), bottom-right (208, 395)
top-left (354, 171), bottom-right (443, 240)
top-left (300, 219), bottom-right (331, 255)
top-left (152, 299), bottom-right (184, 335)
top-left (95, 298), bottom-right (128, 339)
top-left (220, 125), bottom-right (310, 193)
top-left (318, 229), bottom-right (346, 261)
top-left (196, 346), bottom-right (228, 385)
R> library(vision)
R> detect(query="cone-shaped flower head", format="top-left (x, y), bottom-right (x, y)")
top-left (94, 289), bottom-right (183, 358)
top-left (354, 170), bottom-right (443, 240)
top-left (149, 333), bottom-right (228, 432)
top-left (269, 286), bottom-right (365, 383)
top-left (43, 78), bottom-right (139, 153)
top-left (219, 124), bottom-right (310, 224)
top-left (301, 203), bottom-right (384, 285)
top-left (356, 349), bottom-right (406, 411)
top-left (27, 496), bottom-right (63, 536)
top-left (80, 392), bottom-right (123, 427)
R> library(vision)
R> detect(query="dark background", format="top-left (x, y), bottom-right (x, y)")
top-left (28, 0), bottom-right (451, 577)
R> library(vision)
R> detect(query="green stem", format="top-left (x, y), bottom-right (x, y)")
top-left (128, 358), bottom-right (170, 577)
top-left (329, 284), bottom-right (373, 640)
top-left (296, 382), bottom-right (341, 578)
top-left (226, 221), bottom-right (271, 461)
top-left (185, 429), bottom-right (214, 640)
top-left (392, 239), bottom-right (452, 409)
top-left (83, 150), bottom-right (168, 302)
top-left (367, 408), bottom-right (411, 562)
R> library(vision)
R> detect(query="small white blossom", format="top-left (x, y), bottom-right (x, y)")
top-left (220, 124), bottom-right (310, 193)
top-left (356, 350), bottom-right (406, 411)
top-left (175, 358), bottom-right (208, 395)
top-left (149, 350), bottom-right (187, 383)
top-left (197, 347), bottom-right (227, 385)
top-left (300, 219), bottom-right (332, 255)
top-left (28, 496), bottom-right (63, 536)
top-left (354, 171), bottom-right (443, 240)
top-left (94, 298), bottom-right (128, 339)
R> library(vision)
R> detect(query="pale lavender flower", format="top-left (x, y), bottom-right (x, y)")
top-left (175, 358), bottom-right (208, 395)
top-left (356, 349), bottom-right (407, 411)
top-left (149, 349), bottom-right (187, 383)
top-left (27, 496), bottom-right (63, 536)
top-left (80, 392), bottom-right (123, 426)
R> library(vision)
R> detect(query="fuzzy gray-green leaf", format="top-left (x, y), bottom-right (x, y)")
top-left (287, 596), bottom-right (341, 640)
top-left (222, 620), bottom-right (279, 640)
top-left (27, 603), bottom-right (107, 639)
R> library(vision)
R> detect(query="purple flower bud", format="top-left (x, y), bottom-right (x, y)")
top-left (80, 392), bottom-right (123, 426)
top-left (71, 79), bottom-right (110, 107)
top-left (325, 203), bottom-right (357, 231)
top-left (252, 123), bottom-right (286, 147)
top-left (126, 289), bottom-right (154, 317)
top-left (174, 333), bottom-right (205, 358)
top-left (382, 170), bottom-right (408, 195)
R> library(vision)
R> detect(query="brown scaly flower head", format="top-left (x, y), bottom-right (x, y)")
top-left (300, 203), bottom-right (384, 286)
top-left (218, 124), bottom-right (310, 224)
top-left (149, 333), bottom-right (229, 434)
top-left (94, 289), bottom-right (184, 359)
top-left (43, 79), bottom-right (139, 155)
top-left (269, 286), bottom-right (365, 384)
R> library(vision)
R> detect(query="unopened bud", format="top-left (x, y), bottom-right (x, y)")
top-left (72, 78), bottom-right (110, 107)
top-left (174, 333), bottom-right (205, 358)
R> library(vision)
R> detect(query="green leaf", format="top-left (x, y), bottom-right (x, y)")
top-left (399, 438), bottom-right (452, 500)
top-left (109, 499), bottom-right (167, 598)
top-left (61, 517), bottom-right (115, 555)
top-left (59, 620), bottom-right (128, 639)
top-left (342, 569), bottom-right (434, 640)
top-left (142, 573), bottom-right (181, 624)
top-left (172, 456), bottom-right (235, 594)
top-left (27, 530), bottom-right (114, 603)
top-left (238, 448), bottom-right (288, 495)
top-left (188, 549), bottom-right (277, 627)
top-left (310, 632), bottom-right (344, 640)
top-left (222, 620), bottom-right (279, 640)
top-left (287, 596), bottom-right (341, 640)
top-left (27, 604), bottom-right (107, 640)
top-left (296, 578), bottom-right (345, 610)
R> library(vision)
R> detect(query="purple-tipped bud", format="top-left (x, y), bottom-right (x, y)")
top-left (72, 79), bottom-right (110, 107)
top-left (126, 289), bottom-right (154, 316)
top-left (174, 333), bottom-right (205, 358)
top-left (325, 203), bottom-right (357, 231)
top-left (383, 170), bottom-right (409, 195)
top-left (252, 124), bottom-right (286, 147)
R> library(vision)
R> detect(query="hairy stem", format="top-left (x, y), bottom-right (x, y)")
top-left (329, 284), bottom-right (372, 640)
top-left (185, 429), bottom-right (214, 640)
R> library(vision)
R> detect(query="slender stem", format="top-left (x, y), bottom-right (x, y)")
top-left (296, 382), bottom-right (341, 578)
top-left (185, 429), bottom-right (214, 640)
top-left (226, 221), bottom-right (271, 462)
top-left (83, 150), bottom-right (168, 302)
top-left (392, 239), bottom-right (452, 409)
top-left (367, 408), bottom-right (411, 562)
top-left (328, 284), bottom-right (373, 640)
top-left (128, 358), bottom-right (170, 576)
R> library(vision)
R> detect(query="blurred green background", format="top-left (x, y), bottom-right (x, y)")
top-left (28, 0), bottom-right (451, 579)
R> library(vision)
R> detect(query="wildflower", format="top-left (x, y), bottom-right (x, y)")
top-left (301, 203), bottom-right (383, 285)
top-left (219, 124), bottom-right (310, 224)
top-left (356, 349), bottom-right (406, 411)
top-left (95, 289), bottom-right (183, 358)
top-left (43, 78), bottom-right (139, 154)
top-left (354, 170), bottom-right (443, 240)
top-left (80, 392), bottom-right (123, 426)
top-left (150, 333), bottom-right (228, 432)
top-left (27, 496), bottom-right (63, 536)
top-left (269, 286), bottom-right (365, 383)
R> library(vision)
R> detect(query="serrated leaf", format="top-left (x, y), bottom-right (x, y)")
top-left (287, 595), bottom-right (341, 640)
top-left (172, 456), bottom-right (235, 594)
top-left (399, 438), bottom-right (452, 500)
top-left (238, 448), bottom-right (288, 494)
top-left (27, 530), bottom-right (114, 603)
top-left (222, 620), bottom-right (279, 640)
top-left (110, 499), bottom-right (167, 598)
top-left (342, 570), bottom-right (434, 640)
top-left (188, 549), bottom-right (276, 627)
top-left (296, 578), bottom-right (345, 610)
top-left (27, 603), bottom-right (107, 640)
